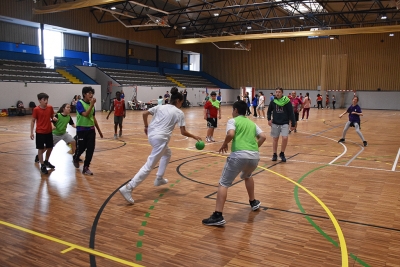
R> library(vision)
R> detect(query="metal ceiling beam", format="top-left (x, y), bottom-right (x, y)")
top-left (175, 24), bottom-right (400, 44)
top-left (33, 0), bottom-right (124, 14)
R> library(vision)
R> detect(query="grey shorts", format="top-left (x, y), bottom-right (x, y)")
top-left (257, 105), bottom-right (265, 110)
top-left (219, 157), bottom-right (260, 187)
top-left (53, 133), bottom-right (74, 146)
top-left (114, 115), bottom-right (123, 125)
top-left (270, 123), bottom-right (289, 138)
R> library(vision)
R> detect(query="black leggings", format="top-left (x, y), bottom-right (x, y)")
top-left (317, 101), bottom-right (323, 109)
top-left (75, 129), bottom-right (96, 167)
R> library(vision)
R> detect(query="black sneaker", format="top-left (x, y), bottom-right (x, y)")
top-left (202, 212), bottom-right (226, 226)
top-left (272, 153), bottom-right (278, 161)
top-left (279, 152), bottom-right (286, 162)
top-left (338, 138), bottom-right (345, 143)
top-left (44, 160), bottom-right (55, 169)
top-left (34, 155), bottom-right (39, 163)
top-left (249, 199), bottom-right (261, 211)
top-left (40, 164), bottom-right (48, 174)
top-left (73, 156), bottom-right (80, 168)
top-left (363, 141), bottom-right (368, 147)
top-left (294, 129), bottom-right (297, 133)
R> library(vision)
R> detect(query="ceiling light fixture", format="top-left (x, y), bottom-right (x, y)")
top-left (330, 36), bottom-right (334, 40)
top-left (280, 39), bottom-right (284, 42)
top-left (381, 14), bottom-right (387, 19)
top-left (299, 16), bottom-right (304, 20)
top-left (389, 33), bottom-right (394, 36)
top-left (182, 26), bottom-right (186, 29)
top-left (214, 13), bottom-right (219, 17)
top-left (110, 6), bottom-right (116, 10)
top-left (247, 26), bottom-right (252, 30)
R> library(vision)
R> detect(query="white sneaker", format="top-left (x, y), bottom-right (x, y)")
top-left (154, 178), bottom-right (168, 186)
top-left (209, 136), bottom-right (216, 142)
top-left (261, 117), bottom-right (265, 119)
top-left (114, 134), bottom-right (117, 139)
top-left (119, 184), bottom-right (134, 204)
top-left (206, 137), bottom-right (212, 143)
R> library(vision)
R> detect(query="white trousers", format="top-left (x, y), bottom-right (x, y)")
top-left (128, 137), bottom-right (171, 189)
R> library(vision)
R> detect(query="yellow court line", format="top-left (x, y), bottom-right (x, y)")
top-left (189, 149), bottom-right (349, 267)
top-left (0, 220), bottom-right (144, 267)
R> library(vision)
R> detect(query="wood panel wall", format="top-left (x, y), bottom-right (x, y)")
top-left (64, 33), bottom-right (88, 52)
top-left (0, 21), bottom-right (38, 45)
top-left (130, 45), bottom-right (156, 61)
top-left (202, 34), bottom-right (400, 91)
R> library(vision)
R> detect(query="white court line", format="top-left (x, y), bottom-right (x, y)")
top-left (175, 136), bottom-right (189, 141)
top-left (392, 148), bottom-right (400, 172)
top-left (330, 142), bottom-right (347, 165)
top-left (344, 145), bottom-right (364, 166)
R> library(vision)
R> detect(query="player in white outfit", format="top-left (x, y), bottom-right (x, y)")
top-left (119, 87), bottom-right (202, 204)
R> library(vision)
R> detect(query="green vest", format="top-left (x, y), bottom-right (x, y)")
top-left (231, 116), bottom-right (259, 152)
top-left (76, 100), bottom-right (94, 127)
top-left (52, 113), bottom-right (70, 135)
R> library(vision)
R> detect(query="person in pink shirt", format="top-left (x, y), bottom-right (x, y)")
top-left (301, 92), bottom-right (311, 121)
top-left (290, 91), bottom-right (303, 133)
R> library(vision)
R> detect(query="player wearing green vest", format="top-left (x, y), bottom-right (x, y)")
top-left (35, 103), bottom-right (77, 164)
top-left (73, 86), bottom-right (103, 175)
top-left (202, 101), bottom-right (266, 226)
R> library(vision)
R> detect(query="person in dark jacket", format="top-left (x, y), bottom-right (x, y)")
top-left (267, 87), bottom-right (295, 162)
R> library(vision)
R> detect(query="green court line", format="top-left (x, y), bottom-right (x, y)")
top-left (136, 241), bottom-right (142, 248)
top-left (149, 206), bottom-right (154, 210)
top-left (136, 253), bottom-right (142, 261)
top-left (294, 164), bottom-right (369, 266)
top-left (145, 213), bottom-right (150, 217)
top-left (141, 221), bottom-right (147, 226)
top-left (350, 253), bottom-right (370, 267)
top-left (138, 230), bottom-right (144, 236)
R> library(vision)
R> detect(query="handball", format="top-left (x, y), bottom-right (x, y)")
top-left (195, 141), bottom-right (205, 150)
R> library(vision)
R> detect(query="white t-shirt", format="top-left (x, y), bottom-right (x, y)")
top-left (226, 118), bottom-right (263, 159)
top-left (258, 95), bottom-right (265, 106)
top-left (148, 104), bottom-right (185, 140)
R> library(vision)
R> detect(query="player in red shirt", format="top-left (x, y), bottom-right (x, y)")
top-left (30, 92), bottom-right (57, 174)
top-left (107, 91), bottom-right (126, 139)
top-left (204, 91), bottom-right (221, 142)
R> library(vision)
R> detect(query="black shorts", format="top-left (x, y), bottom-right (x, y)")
top-left (294, 112), bottom-right (299, 122)
top-left (36, 132), bottom-right (54, 149)
top-left (207, 118), bottom-right (218, 128)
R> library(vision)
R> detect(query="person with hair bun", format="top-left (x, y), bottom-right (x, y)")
top-left (119, 87), bottom-right (202, 204)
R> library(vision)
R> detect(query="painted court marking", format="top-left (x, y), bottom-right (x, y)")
top-left (392, 148), bottom-right (400, 171)
top-left (0, 220), bottom-right (143, 267)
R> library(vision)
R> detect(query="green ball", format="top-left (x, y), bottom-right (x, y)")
top-left (195, 141), bottom-right (205, 150)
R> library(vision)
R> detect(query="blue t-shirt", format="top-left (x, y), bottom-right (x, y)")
top-left (347, 104), bottom-right (361, 123)
top-left (270, 95), bottom-right (274, 102)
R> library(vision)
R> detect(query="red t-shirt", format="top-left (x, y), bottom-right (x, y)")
top-left (32, 105), bottom-right (54, 134)
top-left (290, 97), bottom-right (303, 114)
top-left (113, 99), bottom-right (125, 116)
top-left (204, 100), bottom-right (219, 118)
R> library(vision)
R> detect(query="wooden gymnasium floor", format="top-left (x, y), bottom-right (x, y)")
top-left (0, 106), bottom-right (400, 267)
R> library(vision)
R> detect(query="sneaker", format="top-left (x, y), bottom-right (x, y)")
top-left (154, 178), bottom-right (168, 186)
top-left (272, 153), bottom-right (278, 161)
top-left (294, 129), bottom-right (297, 133)
top-left (338, 138), bottom-right (345, 143)
top-left (44, 160), bottom-right (55, 169)
top-left (363, 141), bottom-right (368, 147)
top-left (113, 134), bottom-right (117, 139)
top-left (40, 164), bottom-right (48, 174)
top-left (279, 152), bottom-right (286, 162)
top-left (206, 137), bottom-right (212, 143)
top-left (202, 212), bottom-right (226, 226)
top-left (209, 136), bottom-right (216, 142)
top-left (119, 184), bottom-right (134, 204)
top-left (73, 156), bottom-right (80, 168)
top-left (119, 130), bottom-right (122, 137)
top-left (82, 166), bottom-right (93, 175)
top-left (249, 199), bottom-right (261, 211)
top-left (261, 117), bottom-right (265, 119)
top-left (35, 155), bottom-right (39, 163)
